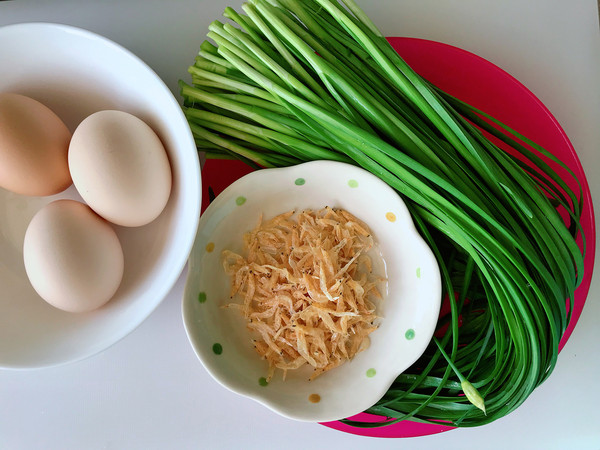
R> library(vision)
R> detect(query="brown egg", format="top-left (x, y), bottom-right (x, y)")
top-left (23, 199), bottom-right (124, 313)
top-left (0, 93), bottom-right (72, 196)
top-left (68, 110), bottom-right (172, 227)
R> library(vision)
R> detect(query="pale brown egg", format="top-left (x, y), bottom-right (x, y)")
top-left (68, 110), bottom-right (172, 227)
top-left (0, 93), bottom-right (72, 196)
top-left (23, 199), bottom-right (124, 313)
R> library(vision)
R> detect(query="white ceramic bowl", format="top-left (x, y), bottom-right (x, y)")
top-left (0, 23), bottom-right (201, 369)
top-left (183, 161), bottom-right (441, 422)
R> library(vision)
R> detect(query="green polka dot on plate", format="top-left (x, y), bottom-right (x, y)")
top-left (212, 343), bottom-right (223, 355)
top-left (348, 179), bottom-right (359, 188)
top-left (366, 368), bottom-right (376, 378)
top-left (258, 377), bottom-right (269, 387)
top-left (405, 329), bottom-right (415, 340)
top-left (198, 292), bottom-right (207, 303)
top-left (295, 177), bottom-right (306, 186)
top-left (416, 267), bottom-right (421, 278)
top-left (236, 196), bottom-right (246, 206)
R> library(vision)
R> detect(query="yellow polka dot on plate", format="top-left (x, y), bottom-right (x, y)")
top-left (205, 242), bottom-right (215, 253)
top-left (308, 393), bottom-right (321, 403)
top-left (386, 212), bottom-right (396, 222)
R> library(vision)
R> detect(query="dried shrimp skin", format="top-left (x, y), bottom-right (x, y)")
top-left (223, 207), bottom-right (384, 381)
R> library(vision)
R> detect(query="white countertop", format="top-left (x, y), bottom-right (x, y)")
top-left (1, 1), bottom-right (599, 449)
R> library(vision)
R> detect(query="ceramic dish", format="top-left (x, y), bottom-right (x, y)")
top-left (0, 23), bottom-right (201, 369)
top-left (183, 160), bottom-right (441, 422)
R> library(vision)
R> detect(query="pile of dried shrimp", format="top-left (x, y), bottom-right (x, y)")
top-left (223, 207), bottom-right (383, 381)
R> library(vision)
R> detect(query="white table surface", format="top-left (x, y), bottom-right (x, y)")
top-left (1, 1), bottom-right (599, 449)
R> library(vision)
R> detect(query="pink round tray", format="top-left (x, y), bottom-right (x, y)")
top-left (200, 37), bottom-right (595, 438)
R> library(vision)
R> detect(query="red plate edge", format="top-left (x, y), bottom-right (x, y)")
top-left (199, 37), bottom-right (596, 438)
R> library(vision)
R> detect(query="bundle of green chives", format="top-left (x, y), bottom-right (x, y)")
top-left (180, 0), bottom-right (585, 427)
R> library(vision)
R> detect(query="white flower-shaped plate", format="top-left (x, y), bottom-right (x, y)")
top-left (182, 160), bottom-right (441, 422)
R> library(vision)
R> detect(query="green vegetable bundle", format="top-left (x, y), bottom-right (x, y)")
top-left (180, 0), bottom-right (585, 427)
